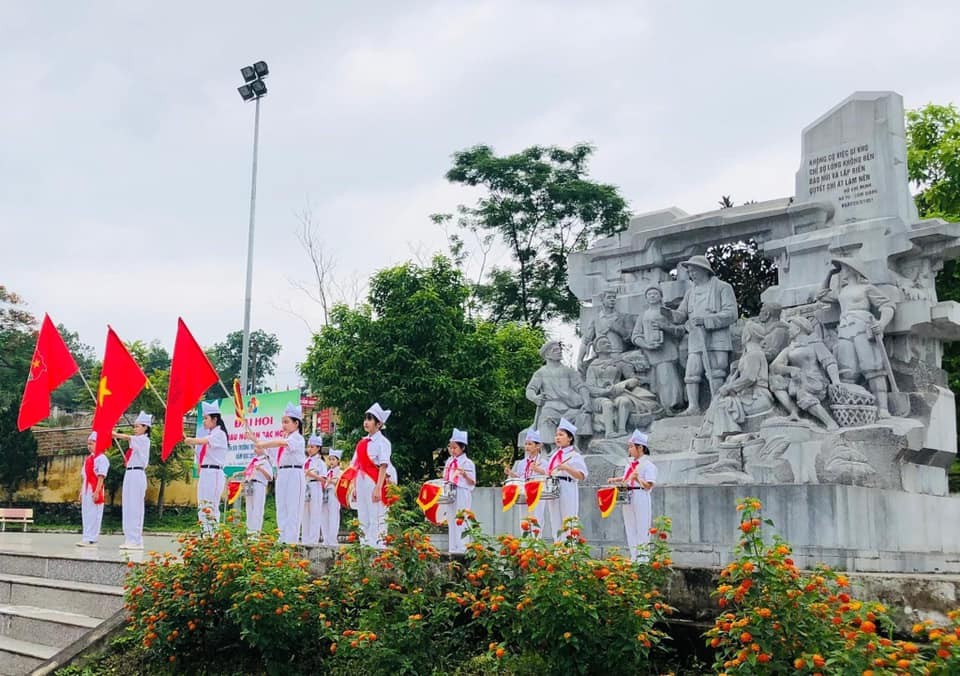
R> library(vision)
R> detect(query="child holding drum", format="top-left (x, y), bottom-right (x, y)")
top-left (505, 428), bottom-right (547, 537)
top-left (543, 417), bottom-right (588, 542)
top-left (606, 429), bottom-right (657, 562)
top-left (443, 428), bottom-right (476, 553)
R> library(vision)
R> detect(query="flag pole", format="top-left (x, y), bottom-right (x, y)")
top-left (144, 380), bottom-right (168, 410)
top-left (75, 370), bottom-right (126, 454)
top-left (219, 380), bottom-right (232, 398)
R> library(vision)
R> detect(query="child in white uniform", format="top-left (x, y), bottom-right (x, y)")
top-left (506, 428), bottom-right (546, 537)
top-left (608, 429), bottom-right (657, 562)
top-left (114, 411), bottom-right (152, 550)
top-left (248, 403), bottom-right (306, 545)
top-left (351, 403), bottom-right (392, 547)
top-left (244, 447), bottom-right (273, 535)
top-left (443, 428), bottom-right (476, 554)
top-left (319, 449), bottom-right (343, 545)
top-left (301, 434), bottom-right (324, 545)
top-left (543, 417), bottom-right (588, 543)
top-left (77, 431), bottom-right (109, 547)
top-left (182, 401), bottom-right (229, 534)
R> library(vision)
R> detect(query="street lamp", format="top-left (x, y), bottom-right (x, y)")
top-left (237, 60), bottom-right (268, 395)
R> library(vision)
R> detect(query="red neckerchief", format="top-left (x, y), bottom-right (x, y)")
top-left (548, 448), bottom-right (565, 473)
top-left (444, 457), bottom-right (459, 483)
top-left (124, 447), bottom-right (133, 465)
top-left (354, 437), bottom-right (378, 482)
top-left (198, 443), bottom-right (207, 466)
top-left (243, 456), bottom-right (258, 480)
top-left (624, 459), bottom-right (639, 483)
top-left (84, 453), bottom-right (105, 504)
top-left (524, 458), bottom-right (533, 478)
top-left (305, 457), bottom-right (312, 471)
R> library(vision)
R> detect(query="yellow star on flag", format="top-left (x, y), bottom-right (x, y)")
top-left (98, 377), bottom-right (112, 407)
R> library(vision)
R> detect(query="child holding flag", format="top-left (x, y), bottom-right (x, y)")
top-left (301, 434), bottom-right (324, 545)
top-left (113, 412), bottom-right (152, 550)
top-left (182, 401), bottom-right (229, 535)
top-left (248, 403), bottom-right (306, 545)
top-left (77, 431), bottom-right (109, 547)
top-left (320, 449), bottom-right (343, 545)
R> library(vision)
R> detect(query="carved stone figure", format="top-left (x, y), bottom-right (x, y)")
top-left (757, 302), bottom-right (790, 362)
top-left (526, 341), bottom-right (593, 445)
top-left (577, 288), bottom-right (635, 374)
top-left (817, 258), bottom-right (897, 418)
top-left (670, 255), bottom-right (739, 415)
top-left (585, 336), bottom-right (661, 435)
top-left (894, 257), bottom-right (936, 302)
top-left (631, 285), bottom-right (685, 412)
top-left (770, 315), bottom-right (842, 430)
top-left (699, 321), bottom-right (774, 440)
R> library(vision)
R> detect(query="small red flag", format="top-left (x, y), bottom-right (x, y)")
top-left (18, 314), bottom-right (80, 431)
top-left (162, 318), bottom-right (219, 461)
top-left (92, 327), bottom-right (148, 453)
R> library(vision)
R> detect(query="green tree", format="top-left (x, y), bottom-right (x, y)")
top-left (0, 286), bottom-right (39, 498)
top-left (300, 256), bottom-right (543, 482)
top-left (0, 402), bottom-right (38, 501)
top-left (705, 239), bottom-right (778, 318)
top-left (207, 330), bottom-right (280, 396)
top-left (50, 325), bottom-right (99, 412)
top-left (436, 143), bottom-right (631, 326)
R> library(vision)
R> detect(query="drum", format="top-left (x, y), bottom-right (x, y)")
top-left (501, 478), bottom-right (526, 511)
top-left (417, 479), bottom-right (454, 525)
top-left (541, 477), bottom-right (560, 500)
top-left (617, 488), bottom-right (633, 504)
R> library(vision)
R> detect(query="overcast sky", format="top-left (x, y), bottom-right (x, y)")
top-left (2, 0), bottom-right (958, 390)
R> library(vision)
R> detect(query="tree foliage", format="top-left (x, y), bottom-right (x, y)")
top-left (0, 286), bottom-right (38, 496)
top-left (300, 256), bottom-right (543, 482)
top-left (705, 239), bottom-right (778, 318)
top-left (206, 329), bottom-right (281, 396)
top-left (436, 143), bottom-right (631, 326)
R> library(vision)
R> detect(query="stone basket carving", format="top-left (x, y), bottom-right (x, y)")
top-left (828, 384), bottom-right (878, 427)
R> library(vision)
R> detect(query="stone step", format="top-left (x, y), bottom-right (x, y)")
top-left (0, 574), bottom-right (123, 620)
top-left (0, 552), bottom-right (128, 586)
top-left (0, 634), bottom-right (56, 676)
top-left (0, 604), bottom-right (100, 648)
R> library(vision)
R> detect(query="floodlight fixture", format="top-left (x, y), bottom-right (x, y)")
top-left (241, 65), bottom-right (257, 83)
top-left (238, 85), bottom-right (255, 101)
top-left (253, 61), bottom-right (269, 78)
top-left (250, 79), bottom-right (267, 97)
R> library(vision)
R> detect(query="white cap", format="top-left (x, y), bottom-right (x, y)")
top-left (88, 431), bottom-right (97, 442)
top-left (329, 449), bottom-right (343, 459)
top-left (557, 417), bottom-right (577, 436)
top-left (524, 428), bottom-right (541, 444)
top-left (284, 403), bottom-right (303, 420)
top-left (307, 434), bottom-right (323, 447)
top-left (201, 401), bottom-right (220, 417)
top-left (629, 429), bottom-right (649, 447)
top-left (366, 402), bottom-right (391, 424)
top-left (450, 428), bottom-right (468, 445)
top-left (135, 411), bottom-right (153, 426)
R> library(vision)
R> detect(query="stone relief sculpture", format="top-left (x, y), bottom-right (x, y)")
top-left (698, 321), bottom-right (775, 441)
top-left (758, 302), bottom-right (790, 362)
top-left (584, 336), bottom-right (661, 436)
top-left (669, 255), bottom-right (739, 415)
top-left (630, 285), bottom-right (685, 412)
top-left (816, 258), bottom-right (897, 418)
top-left (576, 288), bottom-right (635, 374)
top-left (525, 340), bottom-right (593, 446)
top-left (770, 315), bottom-right (842, 430)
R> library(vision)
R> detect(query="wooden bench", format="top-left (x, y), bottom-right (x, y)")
top-left (0, 507), bottom-right (34, 532)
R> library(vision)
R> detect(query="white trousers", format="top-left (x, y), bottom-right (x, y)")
top-left (301, 482), bottom-right (323, 545)
top-left (545, 480), bottom-right (579, 543)
top-left (276, 467), bottom-right (305, 544)
top-left (355, 474), bottom-right (385, 547)
top-left (447, 488), bottom-right (473, 553)
top-left (197, 469), bottom-right (225, 534)
top-left (245, 481), bottom-right (267, 534)
top-left (122, 469), bottom-right (147, 545)
top-left (320, 489), bottom-right (341, 545)
top-left (81, 489), bottom-right (104, 543)
top-left (622, 489), bottom-right (653, 562)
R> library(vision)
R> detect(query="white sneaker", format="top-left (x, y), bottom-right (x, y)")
top-left (118, 542), bottom-right (143, 550)
top-left (76, 541), bottom-right (96, 548)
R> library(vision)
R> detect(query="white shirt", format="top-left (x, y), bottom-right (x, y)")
top-left (279, 432), bottom-right (306, 466)
top-left (83, 454), bottom-right (110, 479)
top-left (546, 446), bottom-right (588, 481)
top-left (639, 456), bottom-right (657, 486)
top-left (511, 454), bottom-right (546, 479)
top-left (367, 430), bottom-right (391, 467)
top-left (443, 454), bottom-right (476, 492)
top-left (250, 455), bottom-right (273, 482)
top-left (199, 427), bottom-right (228, 466)
top-left (126, 434), bottom-right (150, 468)
top-left (323, 464), bottom-right (342, 490)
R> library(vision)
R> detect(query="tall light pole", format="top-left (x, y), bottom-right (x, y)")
top-left (237, 61), bottom-right (269, 395)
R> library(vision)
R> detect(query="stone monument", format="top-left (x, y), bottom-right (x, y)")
top-left (556, 91), bottom-right (960, 572)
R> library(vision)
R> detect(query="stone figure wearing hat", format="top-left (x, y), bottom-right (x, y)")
top-left (506, 428), bottom-right (548, 538)
top-left (584, 335), bottom-right (661, 436)
top-left (320, 449), bottom-right (343, 546)
top-left (443, 428), bottom-right (477, 554)
top-left (669, 255), bottom-right (739, 415)
top-left (631, 285), bottom-right (685, 412)
top-left (576, 287), bottom-right (636, 375)
top-left (525, 341), bottom-right (593, 448)
top-left (77, 431), bottom-right (109, 547)
top-left (542, 417), bottom-right (589, 543)
top-left (606, 429), bottom-right (657, 562)
top-left (182, 400), bottom-right (230, 536)
top-left (112, 411), bottom-right (153, 550)
top-left (817, 258), bottom-right (897, 418)
top-left (770, 315), bottom-right (842, 429)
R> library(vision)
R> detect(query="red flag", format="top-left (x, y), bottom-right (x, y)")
top-left (18, 314), bottom-right (80, 431)
top-left (92, 327), bottom-right (148, 453)
top-left (162, 318), bottom-right (219, 460)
